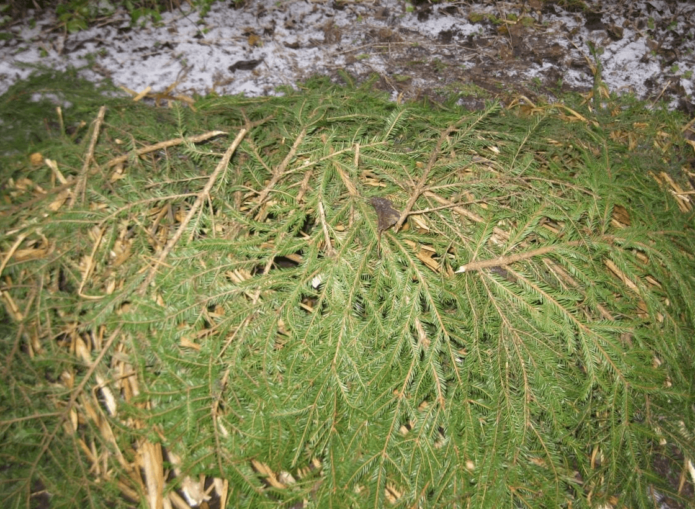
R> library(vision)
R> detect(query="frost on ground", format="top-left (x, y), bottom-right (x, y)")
top-left (0, 0), bottom-right (693, 111)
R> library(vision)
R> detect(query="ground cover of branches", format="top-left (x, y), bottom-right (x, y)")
top-left (1, 71), bottom-right (694, 509)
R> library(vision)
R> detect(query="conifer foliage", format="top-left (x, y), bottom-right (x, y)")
top-left (1, 74), bottom-right (694, 508)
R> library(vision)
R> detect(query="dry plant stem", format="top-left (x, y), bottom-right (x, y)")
top-left (0, 231), bottom-right (28, 277)
top-left (242, 113), bottom-right (275, 131)
top-left (211, 366), bottom-right (231, 478)
top-left (550, 103), bottom-right (592, 124)
top-left (26, 325), bottom-right (124, 499)
top-left (98, 193), bottom-right (198, 226)
top-left (139, 129), bottom-right (247, 294)
top-left (652, 79), bottom-right (672, 106)
top-left (0, 412), bottom-right (62, 426)
top-left (104, 130), bottom-right (228, 169)
top-left (251, 127), bottom-right (308, 217)
top-left (410, 198), bottom-right (491, 215)
top-left (458, 240), bottom-right (583, 273)
top-left (3, 289), bottom-right (35, 376)
top-left (333, 160), bottom-right (358, 197)
top-left (2, 181), bottom-right (74, 216)
top-left (70, 106), bottom-right (106, 209)
top-left (296, 169), bottom-right (313, 203)
top-left (4, 324), bottom-right (25, 377)
top-left (318, 201), bottom-right (336, 256)
top-left (77, 227), bottom-right (105, 300)
top-left (681, 116), bottom-right (695, 133)
top-left (56, 106), bottom-right (64, 135)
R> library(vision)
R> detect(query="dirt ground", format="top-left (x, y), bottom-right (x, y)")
top-left (1, 0), bottom-right (694, 115)
top-left (318, 0), bottom-right (695, 114)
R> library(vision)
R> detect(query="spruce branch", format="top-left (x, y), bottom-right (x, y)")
top-left (508, 266), bottom-right (630, 384)
top-left (24, 325), bottom-right (123, 502)
top-left (104, 130), bottom-right (228, 169)
top-left (423, 190), bottom-right (510, 241)
top-left (139, 129), bottom-right (247, 293)
top-left (4, 76), bottom-right (695, 508)
top-left (251, 127), bottom-right (308, 218)
top-left (70, 105), bottom-right (106, 209)
top-left (394, 104), bottom-right (497, 232)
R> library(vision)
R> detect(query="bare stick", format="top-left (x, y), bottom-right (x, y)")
top-left (104, 130), bottom-right (228, 169)
top-left (318, 201), bottom-right (336, 256)
top-left (139, 129), bottom-right (247, 294)
top-left (296, 169), bottom-right (313, 203)
top-left (456, 241), bottom-right (582, 273)
top-left (251, 127), bottom-right (307, 217)
top-left (70, 106), bottom-right (106, 209)
top-left (0, 232), bottom-right (28, 278)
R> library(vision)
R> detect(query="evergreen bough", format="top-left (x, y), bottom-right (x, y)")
top-left (1, 73), bottom-right (694, 508)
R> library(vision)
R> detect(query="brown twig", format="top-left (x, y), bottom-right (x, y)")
top-left (139, 129), bottom-right (247, 294)
top-left (455, 241), bottom-right (583, 273)
top-left (104, 130), bottom-right (228, 169)
top-left (0, 232), bottom-right (28, 277)
top-left (333, 160), bottom-right (359, 197)
top-left (70, 105), bottom-right (106, 209)
top-left (318, 201), bottom-right (336, 257)
top-left (251, 127), bottom-right (307, 218)
top-left (681, 115), bottom-right (695, 133)
top-left (3, 288), bottom-right (36, 377)
top-left (76, 226), bottom-right (105, 300)
top-left (296, 169), bottom-right (313, 203)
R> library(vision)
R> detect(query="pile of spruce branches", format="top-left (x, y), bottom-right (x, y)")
top-left (1, 72), bottom-right (694, 508)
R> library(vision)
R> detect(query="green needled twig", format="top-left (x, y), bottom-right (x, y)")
top-left (139, 129), bottom-right (247, 294)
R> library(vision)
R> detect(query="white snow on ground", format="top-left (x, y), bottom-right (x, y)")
top-left (0, 0), bottom-right (693, 107)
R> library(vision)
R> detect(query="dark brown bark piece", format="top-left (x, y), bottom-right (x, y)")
top-left (370, 197), bottom-right (400, 233)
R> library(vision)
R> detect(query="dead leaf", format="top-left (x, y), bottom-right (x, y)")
top-left (410, 214), bottom-right (429, 232)
top-left (30, 152), bottom-right (44, 166)
top-left (416, 246), bottom-right (440, 273)
top-left (180, 336), bottom-right (201, 351)
top-left (12, 246), bottom-right (52, 262)
top-left (611, 204), bottom-right (630, 228)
